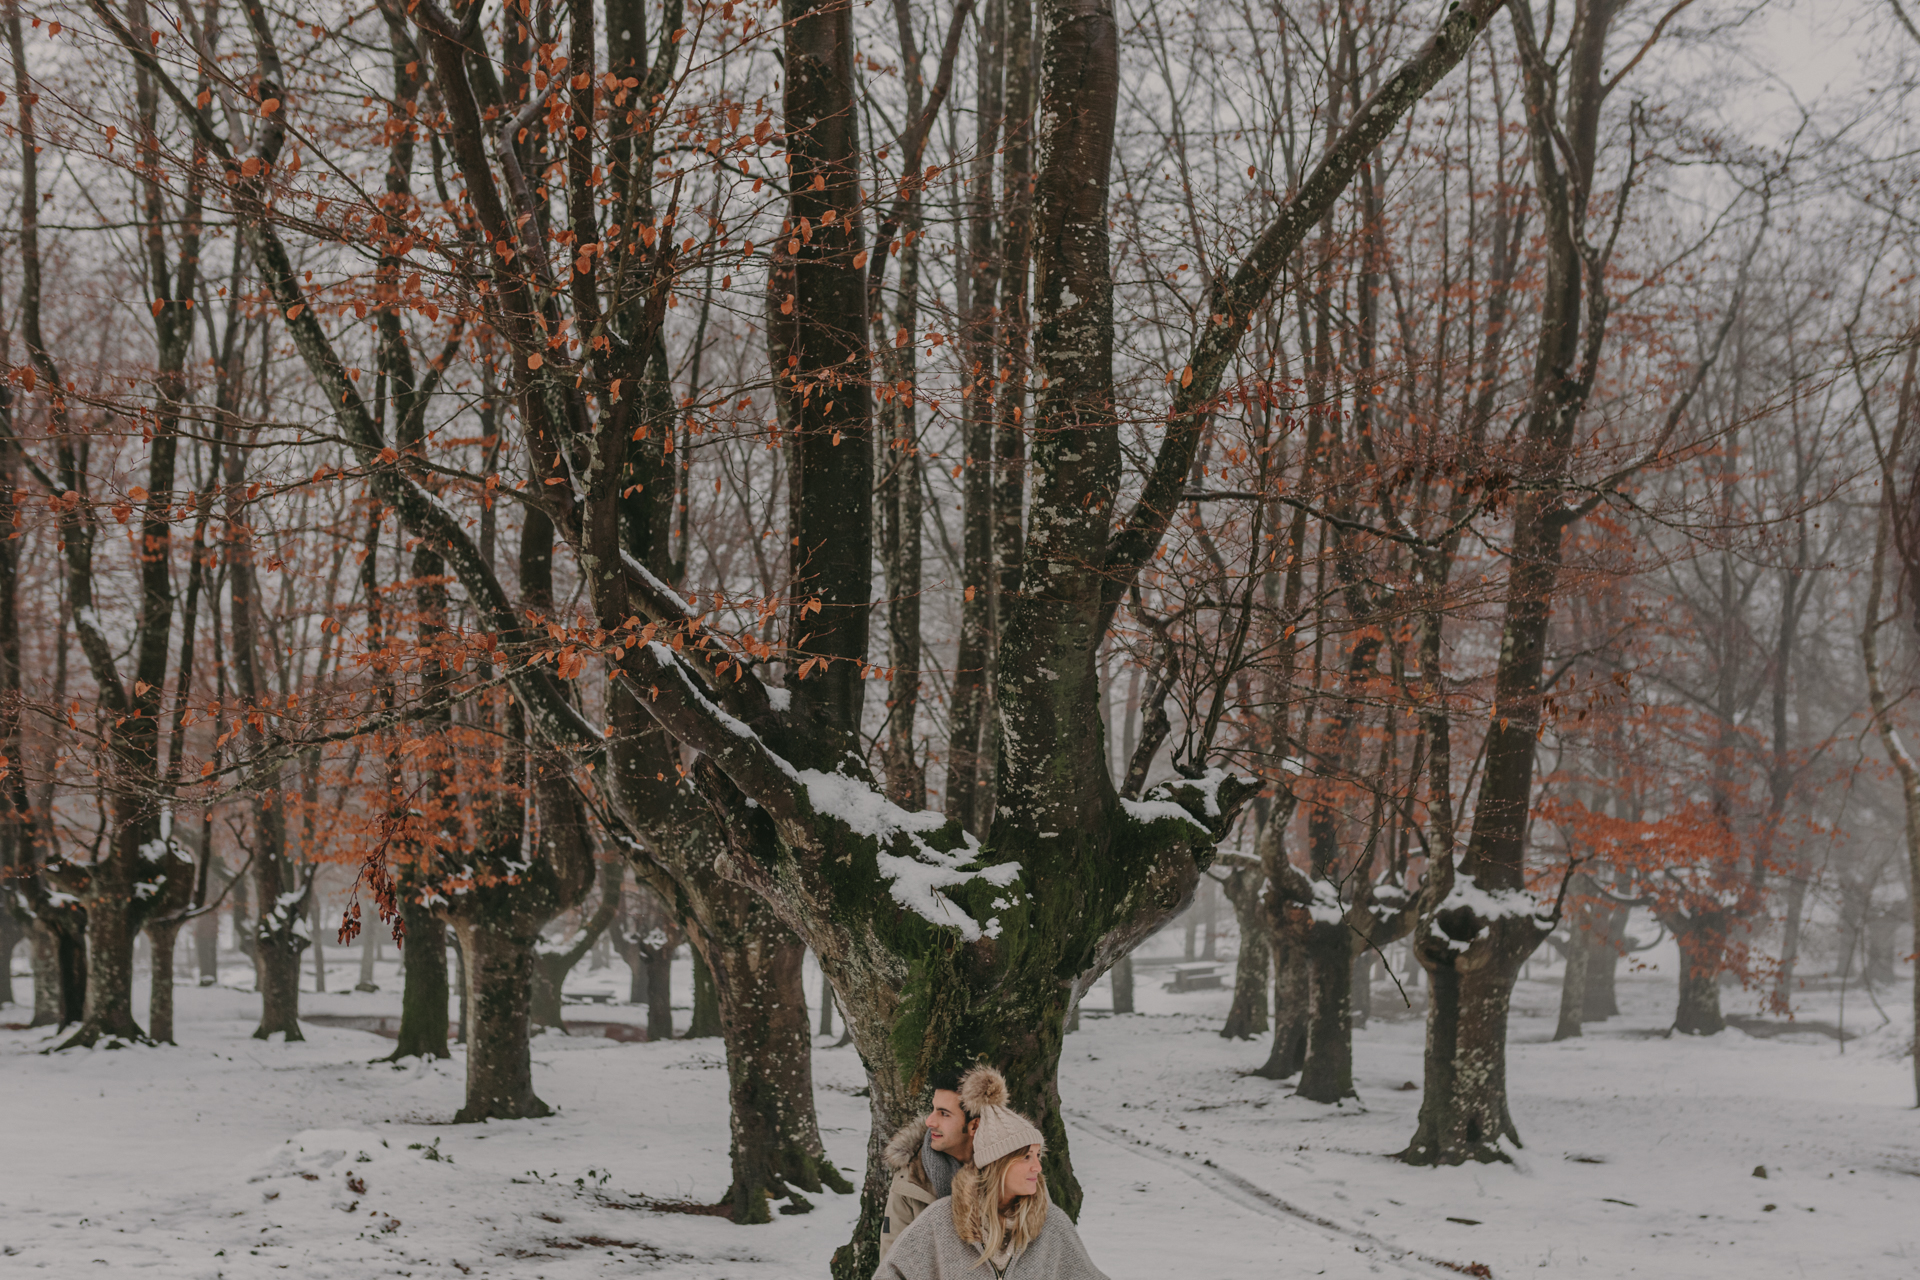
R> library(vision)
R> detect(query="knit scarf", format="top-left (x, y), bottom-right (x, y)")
top-left (919, 1127), bottom-right (963, 1200)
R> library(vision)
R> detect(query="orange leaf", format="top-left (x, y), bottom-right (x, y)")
top-left (285, 303), bottom-right (304, 320)
top-left (259, 98), bottom-right (281, 116)
top-left (528, 352), bottom-right (544, 369)
top-left (1180, 365), bottom-right (1194, 388)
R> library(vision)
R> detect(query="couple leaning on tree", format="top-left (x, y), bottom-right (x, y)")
top-left (873, 1066), bottom-right (1108, 1280)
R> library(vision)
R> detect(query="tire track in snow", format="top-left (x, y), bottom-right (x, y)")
top-left (1066, 1112), bottom-right (1476, 1279)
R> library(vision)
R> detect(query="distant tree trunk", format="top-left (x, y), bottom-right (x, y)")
top-left (1554, 931), bottom-right (1591, 1042)
top-left (195, 908), bottom-right (220, 986)
top-left (1585, 896), bottom-right (1626, 1019)
top-left (356, 930), bottom-right (379, 991)
top-left (1220, 867), bottom-right (1268, 1039)
top-left (452, 939), bottom-right (468, 1045)
top-left (818, 965), bottom-right (835, 1036)
top-left (1110, 953), bottom-right (1135, 1015)
top-left (0, 910), bottom-right (18, 1007)
top-left (1772, 871), bottom-right (1809, 1012)
top-left (1201, 878), bottom-right (1219, 960)
top-left (1256, 934), bottom-right (1310, 1079)
top-left (309, 895), bottom-right (326, 993)
top-left (387, 905), bottom-right (450, 1060)
top-left (1554, 878), bottom-right (1597, 1041)
top-left (647, 944), bottom-right (674, 1041)
top-left (629, 952), bottom-right (647, 1005)
top-left (1667, 911), bottom-right (1728, 1036)
top-left (688, 951), bottom-right (722, 1038)
top-left (531, 859), bottom-right (622, 1030)
top-left (1350, 950), bottom-right (1373, 1031)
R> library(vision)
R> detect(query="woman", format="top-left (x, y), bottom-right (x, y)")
top-left (873, 1065), bottom-right (1110, 1280)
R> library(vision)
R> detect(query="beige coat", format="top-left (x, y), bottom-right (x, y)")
top-left (879, 1119), bottom-right (937, 1262)
top-left (873, 1197), bottom-right (1109, 1280)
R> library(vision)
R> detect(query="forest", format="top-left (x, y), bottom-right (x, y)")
top-left (1, 0), bottom-right (1917, 1277)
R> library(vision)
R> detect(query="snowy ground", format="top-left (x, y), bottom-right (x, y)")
top-left (3, 939), bottom-right (1915, 1279)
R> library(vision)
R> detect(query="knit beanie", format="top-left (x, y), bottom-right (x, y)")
top-left (958, 1066), bottom-right (1045, 1168)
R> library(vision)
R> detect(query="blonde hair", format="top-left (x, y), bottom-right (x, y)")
top-left (949, 1143), bottom-right (1048, 1267)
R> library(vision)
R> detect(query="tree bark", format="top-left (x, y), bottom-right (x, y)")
top-left (451, 921), bottom-right (547, 1121)
top-left (1401, 936), bottom-right (1526, 1163)
top-left (1295, 921), bottom-right (1356, 1103)
top-left (388, 905), bottom-right (451, 1060)
top-left (688, 950), bottom-right (722, 1038)
top-left (1553, 878), bottom-right (1596, 1041)
top-left (1255, 931), bottom-right (1311, 1079)
top-left (1670, 915), bottom-right (1728, 1036)
top-left (1220, 868), bottom-right (1269, 1039)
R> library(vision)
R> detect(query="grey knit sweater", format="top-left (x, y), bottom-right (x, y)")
top-left (872, 1197), bottom-right (1110, 1280)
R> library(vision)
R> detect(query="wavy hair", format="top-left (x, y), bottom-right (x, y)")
top-left (949, 1144), bottom-right (1048, 1268)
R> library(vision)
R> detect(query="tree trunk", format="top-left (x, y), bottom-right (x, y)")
top-left (704, 930), bottom-right (852, 1221)
top-left (28, 917), bottom-right (72, 1027)
top-left (1220, 868), bottom-right (1268, 1039)
top-left (1669, 912), bottom-right (1728, 1036)
top-left (1255, 933), bottom-right (1310, 1079)
top-left (147, 917), bottom-right (184, 1045)
top-left (1554, 880), bottom-right (1597, 1041)
top-left (1772, 870), bottom-right (1809, 1012)
top-left (647, 944), bottom-right (674, 1041)
top-left (309, 896), bottom-right (326, 993)
top-left (71, 878), bottom-right (143, 1045)
top-left (195, 908), bottom-right (220, 986)
top-left (453, 938), bottom-right (468, 1045)
top-left (388, 905), bottom-right (450, 1060)
top-left (629, 951), bottom-right (647, 1006)
top-left (0, 908), bottom-right (18, 1007)
top-left (1554, 921), bottom-right (1591, 1042)
top-left (688, 950), bottom-right (722, 1038)
top-left (1295, 922), bottom-right (1356, 1103)
top-left (1399, 928), bottom-right (1526, 1164)
top-left (1350, 950), bottom-right (1373, 1031)
top-left (817, 963), bottom-right (834, 1036)
top-left (1110, 953), bottom-right (1134, 1015)
top-left (252, 928), bottom-right (306, 1042)
top-left (451, 921), bottom-right (548, 1121)
top-left (1585, 899), bottom-right (1625, 1019)
top-left (356, 929), bottom-right (379, 991)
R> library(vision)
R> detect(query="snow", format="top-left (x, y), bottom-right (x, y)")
top-left (4, 941), bottom-right (1915, 1278)
top-left (796, 768), bottom-right (1019, 943)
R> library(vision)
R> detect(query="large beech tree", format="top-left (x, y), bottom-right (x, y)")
top-left (91, 0), bottom-right (1502, 1270)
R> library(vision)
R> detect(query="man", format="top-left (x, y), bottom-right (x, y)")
top-left (879, 1071), bottom-right (978, 1261)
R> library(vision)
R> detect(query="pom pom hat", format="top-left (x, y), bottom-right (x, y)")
top-left (958, 1065), bottom-right (1046, 1169)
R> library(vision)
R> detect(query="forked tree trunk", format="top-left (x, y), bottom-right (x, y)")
top-left (388, 905), bottom-right (450, 1060)
top-left (1401, 924), bottom-right (1528, 1164)
top-left (1295, 922), bottom-right (1356, 1103)
top-left (71, 877), bottom-right (143, 1045)
top-left (451, 922), bottom-right (546, 1120)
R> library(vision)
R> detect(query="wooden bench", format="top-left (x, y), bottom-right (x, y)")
top-left (1162, 964), bottom-right (1225, 992)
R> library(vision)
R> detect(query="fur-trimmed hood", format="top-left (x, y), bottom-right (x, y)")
top-left (884, 1117), bottom-right (929, 1175)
